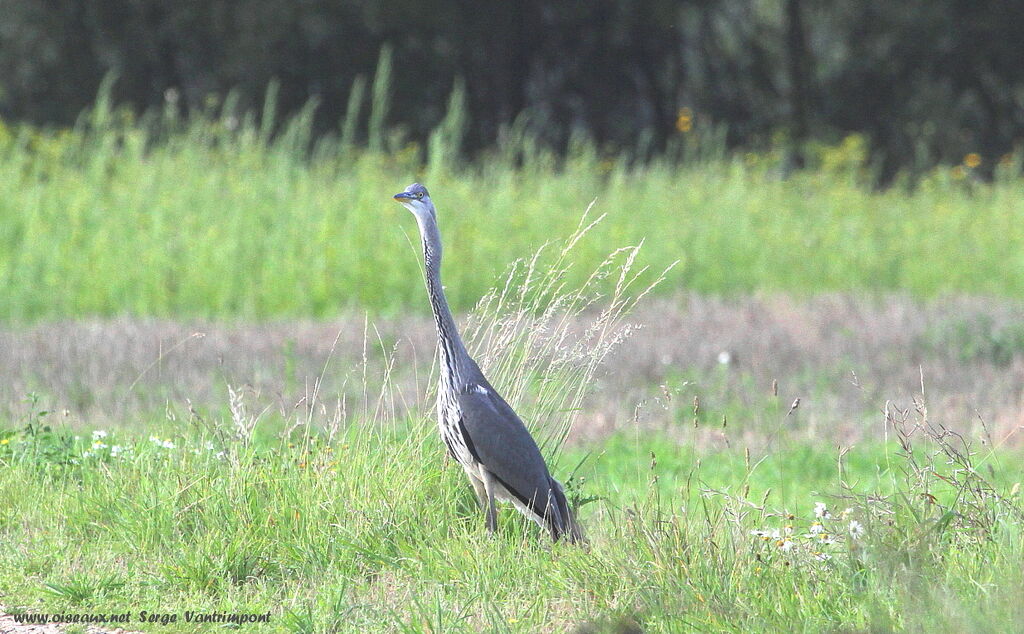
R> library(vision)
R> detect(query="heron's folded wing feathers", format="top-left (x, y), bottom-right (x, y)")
top-left (455, 388), bottom-right (558, 517)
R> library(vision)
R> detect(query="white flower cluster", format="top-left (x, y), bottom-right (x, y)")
top-left (81, 429), bottom-right (131, 459)
top-left (750, 501), bottom-right (866, 564)
top-left (191, 441), bottom-right (227, 460)
top-left (149, 435), bottom-right (176, 450)
top-left (78, 431), bottom-right (229, 462)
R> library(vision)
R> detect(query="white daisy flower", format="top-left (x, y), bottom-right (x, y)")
top-left (848, 520), bottom-right (865, 540)
top-left (149, 436), bottom-right (175, 449)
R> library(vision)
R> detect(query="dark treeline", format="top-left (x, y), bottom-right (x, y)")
top-left (2, 1), bottom-right (1022, 177)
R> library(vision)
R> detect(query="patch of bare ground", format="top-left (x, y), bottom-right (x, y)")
top-left (1, 294), bottom-right (1022, 447)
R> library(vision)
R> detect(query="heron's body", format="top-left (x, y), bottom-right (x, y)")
top-left (394, 183), bottom-right (583, 542)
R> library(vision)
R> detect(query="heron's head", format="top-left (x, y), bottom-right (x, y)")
top-left (392, 183), bottom-right (433, 217)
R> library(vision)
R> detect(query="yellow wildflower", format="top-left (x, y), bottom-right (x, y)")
top-left (676, 107), bottom-right (693, 133)
top-left (963, 153), bottom-right (981, 168)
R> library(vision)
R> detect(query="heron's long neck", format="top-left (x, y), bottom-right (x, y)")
top-left (416, 212), bottom-right (470, 385)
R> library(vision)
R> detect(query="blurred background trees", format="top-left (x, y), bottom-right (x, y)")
top-left (1, 0), bottom-right (1021, 179)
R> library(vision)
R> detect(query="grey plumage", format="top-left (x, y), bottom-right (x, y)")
top-left (393, 182), bottom-right (583, 543)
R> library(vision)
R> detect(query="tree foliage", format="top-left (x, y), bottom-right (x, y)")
top-left (1, 0), bottom-right (1021, 175)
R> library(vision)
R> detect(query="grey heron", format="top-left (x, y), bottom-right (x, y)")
top-left (393, 183), bottom-right (584, 543)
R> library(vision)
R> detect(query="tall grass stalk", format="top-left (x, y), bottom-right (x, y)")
top-left (427, 77), bottom-right (467, 172)
top-left (368, 44), bottom-right (393, 154)
top-left (340, 75), bottom-right (367, 151)
top-left (458, 205), bottom-right (676, 458)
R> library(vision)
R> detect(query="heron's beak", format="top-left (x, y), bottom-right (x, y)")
top-left (393, 192), bottom-right (413, 201)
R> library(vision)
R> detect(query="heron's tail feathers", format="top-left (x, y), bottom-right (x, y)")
top-left (547, 477), bottom-right (586, 544)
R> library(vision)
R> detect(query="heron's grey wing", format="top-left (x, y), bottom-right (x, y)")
top-left (455, 387), bottom-right (561, 519)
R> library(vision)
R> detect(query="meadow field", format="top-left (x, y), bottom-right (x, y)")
top-left (2, 94), bottom-right (1024, 322)
top-left (1, 102), bottom-right (1024, 632)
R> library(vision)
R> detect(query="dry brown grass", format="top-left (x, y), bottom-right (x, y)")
top-left (2, 293), bottom-right (1023, 448)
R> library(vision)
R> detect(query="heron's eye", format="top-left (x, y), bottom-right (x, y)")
top-left (415, 192), bottom-right (423, 199)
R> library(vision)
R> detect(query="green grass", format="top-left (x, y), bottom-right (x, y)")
top-left (1, 99), bottom-right (1024, 322)
top-left (1, 415), bottom-right (1022, 632)
top-left (3, 91), bottom-right (1024, 632)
